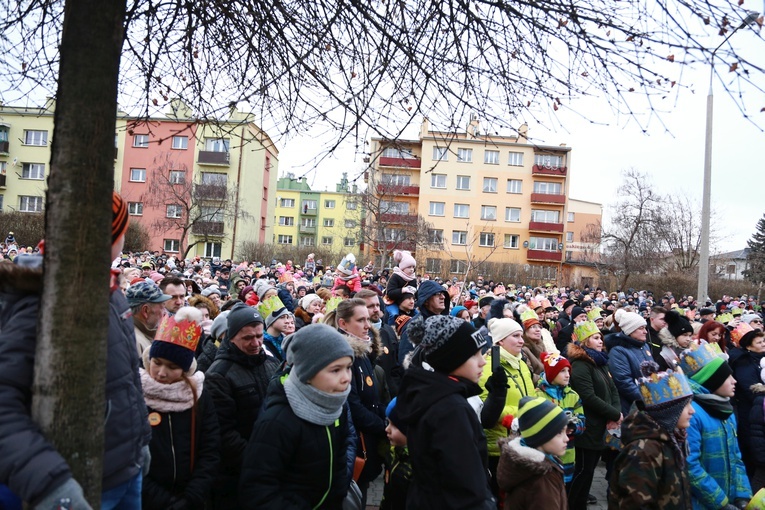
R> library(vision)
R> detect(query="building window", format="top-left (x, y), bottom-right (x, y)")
top-left (432, 146), bottom-right (448, 161)
top-left (504, 234), bottom-right (520, 249)
top-left (323, 218), bottom-right (334, 227)
top-left (429, 201), bottom-right (445, 216)
top-left (128, 202), bottom-right (143, 215)
top-left (164, 239), bottom-right (180, 252)
top-left (344, 237), bottom-right (355, 247)
top-left (485, 150), bottom-right (499, 165)
top-left (382, 147), bottom-right (415, 159)
top-left (169, 170), bottom-right (186, 184)
top-left (302, 200), bottom-right (317, 211)
top-left (279, 216), bottom-right (294, 226)
top-left (204, 138), bottom-right (229, 152)
top-left (428, 229), bottom-right (444, 244)
top-left (200, 206), bottom-right (223, 222)
top-left (480, 205), bottom-right (497, 221)
top-left (381, 200), bottom-right (409, 214)
top-left (302, 218), bottom-right (317, 227)
top-left (507, 179), bottom-right (522, 194)
top-left (384, 228), bottom-right (406, 242)
top-left (727, 264), bottom-right (736, 274)
top-left (531, 209), bottom-right (560, 223)
top-left (431, 173), bottom-right (446, 188)
top-left (129, 168), bottom-right (146, 182)
top-left (166, 204), bottom-right (183, 218)
top-left (568, 212), bottom-right (575, 222)
top-left (450, 259), bottom-right (468, 274)
top-left (479, 232), bottom-right (495, 247)
top-left (19, 195), bottom-right (43, 212)
top-left (301, 236), bottom-right (315, 246)
top-left (457, 148), bottom-right (472, 162)
top-left (277, 235), bottom-right (293, 244)
top-left (346, 200), bottom-right (357, 210)
top-left (324, 199), bottom-right (336, 209)
top-left (23, 130), bottom-right (48, 146)
top-left (508, 151), bottom-right (524, 166)
top-left (381, 173), bottom-right (411, 186)
top-left (201, 172), bottom-right (227, 186)
top-left (566, 231), bottom-right (574, 242)
top-left (426, 258), bottom-right (442, 273)
top-left (452, 230), bottom-right (467, 245)
top-left (0, 194), bottom-right (3, 212)
top-left (482, 177), bottom-right (497, 193)
top-left (344, 219), bottom-right (356, 228)
top-left (203, 242), bottom-right (222, 258)
top-left (454, 204), bottom-right (470, 218)
top-left (534, 153), bottom-right (564, 168)
top-left (133, 134), bottom-right (149, 148)
top-left (21, 163), bottom-right (44, 180)
top-left (456, 175), bottom-right (470, 190)
top-left (280, 198), bottom-right (295, 208)
top-left (528, 236), bottom-right (559, 251)
top-left (171, 136), bottom-right (188, 149)
top-left (505, 207), bottom-right (521, 222)
top-left (534, 181), bottom-right (562, 194)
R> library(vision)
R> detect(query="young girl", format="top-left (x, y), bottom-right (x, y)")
top-left (140, 306), bottom-right (220, 510)
top-left (381, 398), bottom-right (412, 510)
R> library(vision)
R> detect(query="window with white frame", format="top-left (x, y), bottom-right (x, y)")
top-left (534, 153), bottom-right (564, 168)
top-left (169, 170), bottom-right (186, 184)
top-left (454, 203), bottom-right (469, 218)
top-left (528, 237), bottom-right (559, 251)
top-left (344, 237), bottom-right (355, 247)
top-left (381, 200), bottom-right (409, 214)
top-left (384, 228), bottom-right (406, 242)
top-left (302, 218), bottom-right (317, 227)
top-left (200, 206), bottom-right (223, 222)
top-left (479, 232), bottom-right (495, 247)
top-left (129, 168), bottom-right (146, 182)
top-left (171, 136), bottom-right (188, 149)
top-left (0, 161), bottom-right (6, 175)
top-left (507, 179), bottom-right (522, 193)
top-left (280, 198), bottom-right (295, 208)
top-left (21, 163), bottom-right (44, 180)
top-left (302, 199), bottom-right (317, 210)
top-left (504, 234), bottom-right (520, 249)
top-left (344, 219), bottom-right (356, 228)
top-left (483, 177), bottom-right (497, 193)
top-left (322, 236), bottom-right (333, 245)
top-left (431, 173), bottom-right (446, 188)
top-left (19, 196), bottom-right (43, 212)
top-left (485, 150), bottom-right (499, 165)
top-left (568, 212), bottom-right (575, 222)
top-left (204, 138), bottom-right (229, 152)
top-left (164, 239), bottom-right (180, 252)
top-left (432, 146), bottom-right (448, 161)
top-left (346, 200), bottom-right (357, 210)
top-left (324, 199), bottom-right (336, 209)
top-left (301, 236), bottom-right (315, 246)
top-left (166, 204), bottom-right (183, 218)
top-left (505, 207), bottom-right (521, 222)
top-left (203, 242), bottom-right (222, 258)
top-left (428, 229), bottom-right (444, 244)
top-left (133, 134), bottom-right (149, 148)
top-left (278, 235), bottom-right (293, 244)
top-left (201, 172), bottom-right (227, 186)
top-left (531, 209), bottom-right (560, 223)
top-left (279, 216), bottom-right (294, 226)
top-left (429, 201), bottom-right (445, 217)
top-left (323, 218), bottom-right (334, 227)
top-left (24, 130), bottom-right (48, 146)
top-left (566, 231), bottom-right (574, 242)
top-left (452, 230), bottom-right (467, 245)
top-left (481, 205), bottom-right (497, 220)
top-left (381, 173), bottom-right (411, 186)
top-left (450, 259), bottom-right (468, 274)
top-left (382, 147), bottom-right (415, 159)
top-left (457, 148), bottom-right (472, 162)
top-left (508, 151), bottom-right (524, 166)
top-left (128, 202), bottom-right (143, 215)
top-left (533, 181), bottom-right (562, 194)
top-left (426, 258), bottom-right (442, 273)
top-left (456, 175), bottom-right (470, 190)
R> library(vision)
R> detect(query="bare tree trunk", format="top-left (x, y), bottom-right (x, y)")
top-left (32, 0), bottom-right (127, 504)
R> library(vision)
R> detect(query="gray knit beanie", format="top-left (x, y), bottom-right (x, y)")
top-left (253, 279), bottom-right (275, 300)
top-left (285, 323), bottom-right (355, 382)
top-left (227, 303), bottom-right (264, 340)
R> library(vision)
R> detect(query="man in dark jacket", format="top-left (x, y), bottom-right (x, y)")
top-left (646, 306), bottom-right (667, 361)
top-left (206, 303), bottom-right (279, 509)
top-left (357, 289), bottom-right (402, 397)
top-left (397, 280), bottom-right (449, 364)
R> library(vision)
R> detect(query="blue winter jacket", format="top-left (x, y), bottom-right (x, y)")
top-left (605, 332), bottom-right (654, 415)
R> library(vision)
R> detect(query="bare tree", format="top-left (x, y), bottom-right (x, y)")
top-left (420, 219), bottom-right (501, 281)
top-left (654, 193), bottom-right (719, 271)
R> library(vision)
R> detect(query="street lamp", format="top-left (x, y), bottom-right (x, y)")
top-left (697, 10), bottom-right (760, 304)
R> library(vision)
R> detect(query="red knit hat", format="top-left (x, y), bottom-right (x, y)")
top-left (542, 352), bottom-right (571, 384)
top-left (112, 191), bottom-right (129, 245)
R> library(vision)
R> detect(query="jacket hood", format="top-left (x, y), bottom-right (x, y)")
top-left (0, 263), bottom-right (43, 294)
top-left (294, 306), bottom-right (312, 324)
top-left (751, 383), bottom-right (765, 396)
top-left (497, 436), bottom-right (559, 490)
top-left (415, 280), bottom-right (449, 311)
top-left (621, 408), bottom-right (671, 446)
top-left (604, 331), bottom-right (645, 351)
top-left (566, 342), bottom-right (594, 365)
top-left (397, 366), bottom-right (481, 424)
top-left (659, 327), bottom-right (682, 349)
top-left (343, 328), bottom-right (382, 359)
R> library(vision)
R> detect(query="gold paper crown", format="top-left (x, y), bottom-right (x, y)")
top-left (574, 321), bottom-right (600, 343)
top-left (638, 369), bottom-right (693, 407)
top-left (258, 295), bottom-right (286, 319)
top-left (155, 315), bottom-right (203, 352)
top-left (587, 307), bottom-right (604, 321)
top-left (325, 296), bottom-right (343, 313)
top-left (520, 308), bottom-right (539, 324)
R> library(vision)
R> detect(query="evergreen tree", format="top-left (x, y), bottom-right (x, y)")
top-left (744, 215), bottom-right (765, 284)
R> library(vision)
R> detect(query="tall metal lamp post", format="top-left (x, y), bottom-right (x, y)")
top-left (697, 10), bottom-right (760, 304)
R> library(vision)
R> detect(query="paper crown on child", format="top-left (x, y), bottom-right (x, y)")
top-left (325, 296), bottom-right (343, 314)
top-left (258, 295), bottom-right (290, 329)
top-left (637, 363), bottom-right (693, 408)
top-left (519, 308), bottom-right (540, 328)
top-left (150, 310), bottom-right (203, 372)
top-left (587, 307), bottom-right (604, 321)
top-left (678, 341), bottom-right (733, 393)
top-left (540, 298), bottom-right (552, 309)
top-left (716, 312), bottom-right (733, 325)
top-left (574, 321), bottom-right (600, 343)
top-left (730, 323), bottom-right (754, 347)
top-left (337, 253), bottom-right (356, 276)
top-left (731, 307), bottom-right (744, 316)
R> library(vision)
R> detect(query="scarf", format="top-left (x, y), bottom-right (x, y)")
top-left (693, 393), bottom-right (734, 420)
top-left (392, 266), bottom-right (416, 282)
top-left (370, 319), bottom-right (382, 330)
top-left (140, 369), bottom-right (204, 413)
top-left (284, 374), bottom-right (350, 426)
top-left (584, 346), bottom-right (609, 366)
top-left (500, 347), bottom-right (523, 370)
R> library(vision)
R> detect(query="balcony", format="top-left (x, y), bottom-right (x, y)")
top-left (0, 141), bottom-right (9, 155)
top-left (379, 213), bottom-right (418, 223)
top-left (532, 165), bottom-right (567, 177)
top-left (376, 184), bottom-right (420, 196)
top-left (198, 151), bottom-right (230, 165)
top-left (530, 193), bottom-right (566, 205)
top-left (529, 221), bottom-right (564, 233)
top-left (195, 184), bottom-right (227, 201)
top-left (0, 174), bottom-right (5, 188)
top-left (376, 240), bottom-right (416, 252)
top-left (300, 207), bottom-right (317, 216)
top-left (192, 221), bottom-right (225, 236)
top-left (299, 225), bottom-right (317, 234)
top-left (527, 249), bottom-right (563, 262)
top-left (379, 156), bottom-right (421, 169)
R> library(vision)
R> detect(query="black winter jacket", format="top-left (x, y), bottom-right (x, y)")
top-left (375, 324), bottom-right (402, 397)
top-left (239, 377), bottom-right (351, 509)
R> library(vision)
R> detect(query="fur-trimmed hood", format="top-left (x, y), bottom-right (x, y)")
top-left (659, 327), bottom-right (682, 349)
top-left (294, 306), bottom-right (312, 324)
top-left (752, 383), bottom-right (765, 396)
top-left (497, 436), bottom-right (561, 490)
top-left (343, 327), bottom-right (382, 359)
top-left (566, 342), bottom-right (594, 365)
top-left (0, 263), bottom-right (43, 295)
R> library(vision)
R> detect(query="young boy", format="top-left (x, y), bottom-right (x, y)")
top-left (678, 342), bottom-right (752, 509)
top-left (496, 396), bottom-right (570, 509)
top-left (381, 398), bottom-right (412, 510)
top-left (536, 352), bottom-right (585, 488)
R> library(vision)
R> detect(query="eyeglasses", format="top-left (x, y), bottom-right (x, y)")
top-left (752, 320), bottom-right (763, 324)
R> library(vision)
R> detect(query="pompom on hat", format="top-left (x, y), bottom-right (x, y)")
top-left (392, 249), bottom-right (416, 270)
top-left (150, 306), bottom-right (203, 372)
top-left (416, 315), bottom-right (487, 374)
top-left (515, 396), bottom-right (569, 448)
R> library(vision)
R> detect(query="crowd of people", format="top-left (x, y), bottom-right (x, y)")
top-left (1, 193), bottom-right (765, 509)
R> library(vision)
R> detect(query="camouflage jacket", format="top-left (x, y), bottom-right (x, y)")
top-left (608, 409), bottom-right (693, 510)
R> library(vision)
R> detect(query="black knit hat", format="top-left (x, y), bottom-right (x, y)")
top-left (413, 315), bottom-right (487, 374)
top-left (665, 310), bottom-right (693, 338)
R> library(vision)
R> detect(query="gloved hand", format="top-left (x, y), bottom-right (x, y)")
top-left (481, 368), bottom-right (508, 429)
top-left (484, 367), bottom-right (508, 393)
top-left (141, 444), bottom-right (152, 477)
top-left (34, 478), bottom-right (92, 510)
top-left (733, 499), bottom-right (749, 509)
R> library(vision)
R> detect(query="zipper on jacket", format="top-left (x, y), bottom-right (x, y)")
top-left (313, 424), bottom-right (334, 509)
top-left (169, 414), bottom-right (177, 485)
